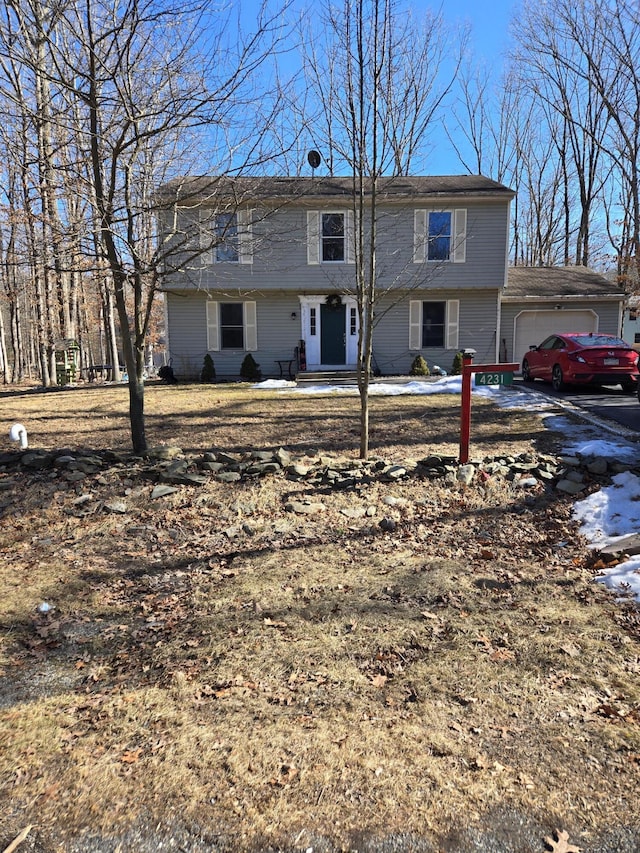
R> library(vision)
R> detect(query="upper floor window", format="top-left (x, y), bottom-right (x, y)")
top-left (321, 213), bottom-right (345, 262)
top-left (215, 212), bottom-right (238, 262)
top-left (414, 209), bottom-right (467, 264)
top-left (307, 210), bottom-right (354, 264)
top-left (427, 212), bottom-right (452, 261)
top-left (198, 208), bottom-right (253, 265)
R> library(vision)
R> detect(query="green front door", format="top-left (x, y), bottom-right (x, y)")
top-left (320, 304), bottom-right (346, 364)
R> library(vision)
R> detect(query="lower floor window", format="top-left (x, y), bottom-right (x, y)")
top-left (206, 300), bottom-right (257, 352)
top-left (409, 298), bottom-right (459, 351)
top-left (422, 301), bottom-right (446, 347)
top-left (220, 303), bottom-right (244, 349)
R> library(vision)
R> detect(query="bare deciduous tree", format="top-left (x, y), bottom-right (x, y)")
top-left (302, 0), bottom-right (465, 458)
top-left (0, 0), bottom-right (294, 450)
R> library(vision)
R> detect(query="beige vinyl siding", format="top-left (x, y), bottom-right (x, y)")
top-left (167, 288), bottom-right (502, 379)
top-left (163, 201), bottom-right (510, 294)
top-left (166, 292), bottom-right (302, 380)
top-left (372, 289), bottom-right (500, 374)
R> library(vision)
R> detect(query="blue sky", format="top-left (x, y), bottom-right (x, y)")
top-left (436, 0), bottom-right (516, 174)
top-left (241, 0), bottom-right (518, 176)
top-left (455, 0), bottom-right (515, 63)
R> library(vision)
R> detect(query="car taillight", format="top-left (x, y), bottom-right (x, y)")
top-left (568, 353), bottom-right (587, 363)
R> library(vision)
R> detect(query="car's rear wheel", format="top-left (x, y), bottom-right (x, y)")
top-left (621, 378), bottom-right (637, 393)
top-left (552, 364), bottom-right (565, 391)
top-left (522, 359), bottom-right (533, 382)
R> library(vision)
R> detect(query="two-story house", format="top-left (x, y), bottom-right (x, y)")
top-left (160, 175), bottom-right (515, 379)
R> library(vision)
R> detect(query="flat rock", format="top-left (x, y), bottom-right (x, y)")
top-left (385, 465), bottom-right (407, 480)
top-left (285, 500), bottom-right (326, 515)
top-left (341, 507), bottom-right (367, 518)
top-left (104, 500), bottom-right (127, 514)
top-left (457, 464), bottom-right (476, 485)
top-left (556, 478), bottom-right (586, 495)
top-left (216, 471), bottom-right (241, 483)
top-left (147, 446), bottom-right (183, 460)
top-left (586, 458), bottom-right (608, 475)
top-left (598, 533), bottom-right (640, 557)
top-left (151, 485), bottom-right (179, 499)
top-left (160, 472), bottom-right (207, 486)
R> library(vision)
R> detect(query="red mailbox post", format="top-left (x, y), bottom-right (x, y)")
top-left (459, 350), bottom-right (519, 463)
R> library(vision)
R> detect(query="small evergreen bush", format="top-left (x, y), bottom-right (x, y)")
top-left (200, 353), bottom-right (216, 382)
top-left (240, 353), bottom-right (262, 381)
top-left (409, 355), bottom-right (430, 376)
top-left (450, 351), bottom-right (464, 375)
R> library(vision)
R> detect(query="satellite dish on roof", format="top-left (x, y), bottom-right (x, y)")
top-left (307, 150), bottom-right (321, 169)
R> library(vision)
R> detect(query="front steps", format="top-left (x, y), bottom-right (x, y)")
top-left (294, 371), bottom-right (438, 386)
top-left (295, 370), bottom-right (361, 386)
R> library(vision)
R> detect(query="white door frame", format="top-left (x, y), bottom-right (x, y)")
top-left (299, 295), bottom-right (359, 369)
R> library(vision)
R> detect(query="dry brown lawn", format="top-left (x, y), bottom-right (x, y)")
top-left (0, 381), bottom-right (639, 852)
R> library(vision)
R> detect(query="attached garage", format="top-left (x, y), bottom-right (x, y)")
top-left (513, 308), bottom-right (598, 368)
top-left (499, 266), bottom-right (626, 370)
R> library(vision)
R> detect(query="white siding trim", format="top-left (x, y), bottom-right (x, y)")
top-left (409, 300), bottom-right (422, 350)
top-left (413, 210), bottom-right (426, 263)
top-left (244, 301), bottom-right (257, 351)
top-left (453, 209), bottom-right (467, 263)
top-left (446, 299), bottom-right (460, 349)
top-left (307, 211), bottom-right (320, 265)
top-left (206, 301), bottom-right (219, 351)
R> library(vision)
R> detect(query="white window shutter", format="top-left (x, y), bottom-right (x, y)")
top-left (307, 211), bottom-right (320, 265)
top-left (238, 208), bottom-right (253, 264)
top-left (346, 210), bottom-right (355, 264)
top-left (453, 209), bottom-right (467, 263)
top-left (206, 301), bottom-right (219, 351)
top-left (409, 300), bottom-right (422, 350)
top-left (446, 299), bottom-right (460, 349)
top-left (198, 210), bottom-right (214, 265)
top-left (244, 301), bottom-right (257, 351)
top-left (413, 210), bottom-right (426, 263)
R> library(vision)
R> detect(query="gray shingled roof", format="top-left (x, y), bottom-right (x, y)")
top-left (503, 265), bottom-right (626, 299)
top-left (161, 174), bottom-right (514, 204)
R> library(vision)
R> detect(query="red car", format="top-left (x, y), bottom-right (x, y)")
top-left (521, 332), bottom-right (639, 392)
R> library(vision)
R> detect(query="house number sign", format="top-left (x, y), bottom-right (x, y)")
top-left (475, 371), bottom-right (514, 386)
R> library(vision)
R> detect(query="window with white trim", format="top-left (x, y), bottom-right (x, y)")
top-left (206, 301), bottom-right (257, 351)
top-left (409, 299), bottom-right (459, 350)
top-left (200, 209), bottom-right (253, 265)
top-left (307, 210), bottom-right (354, 264)
top-left (215, 212), bottom-right (238, 262)
top-left (350, 306), bottom-right (357, 336)
top-left (322, 213), bottom-right (345, 261)
top-left (414, 209), bottom-right (466, 263)
top-left (427, 212), bottom-right (451, 261)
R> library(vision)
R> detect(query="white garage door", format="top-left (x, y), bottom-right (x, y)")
top-left (514, 309), bottom-right (598, 369)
